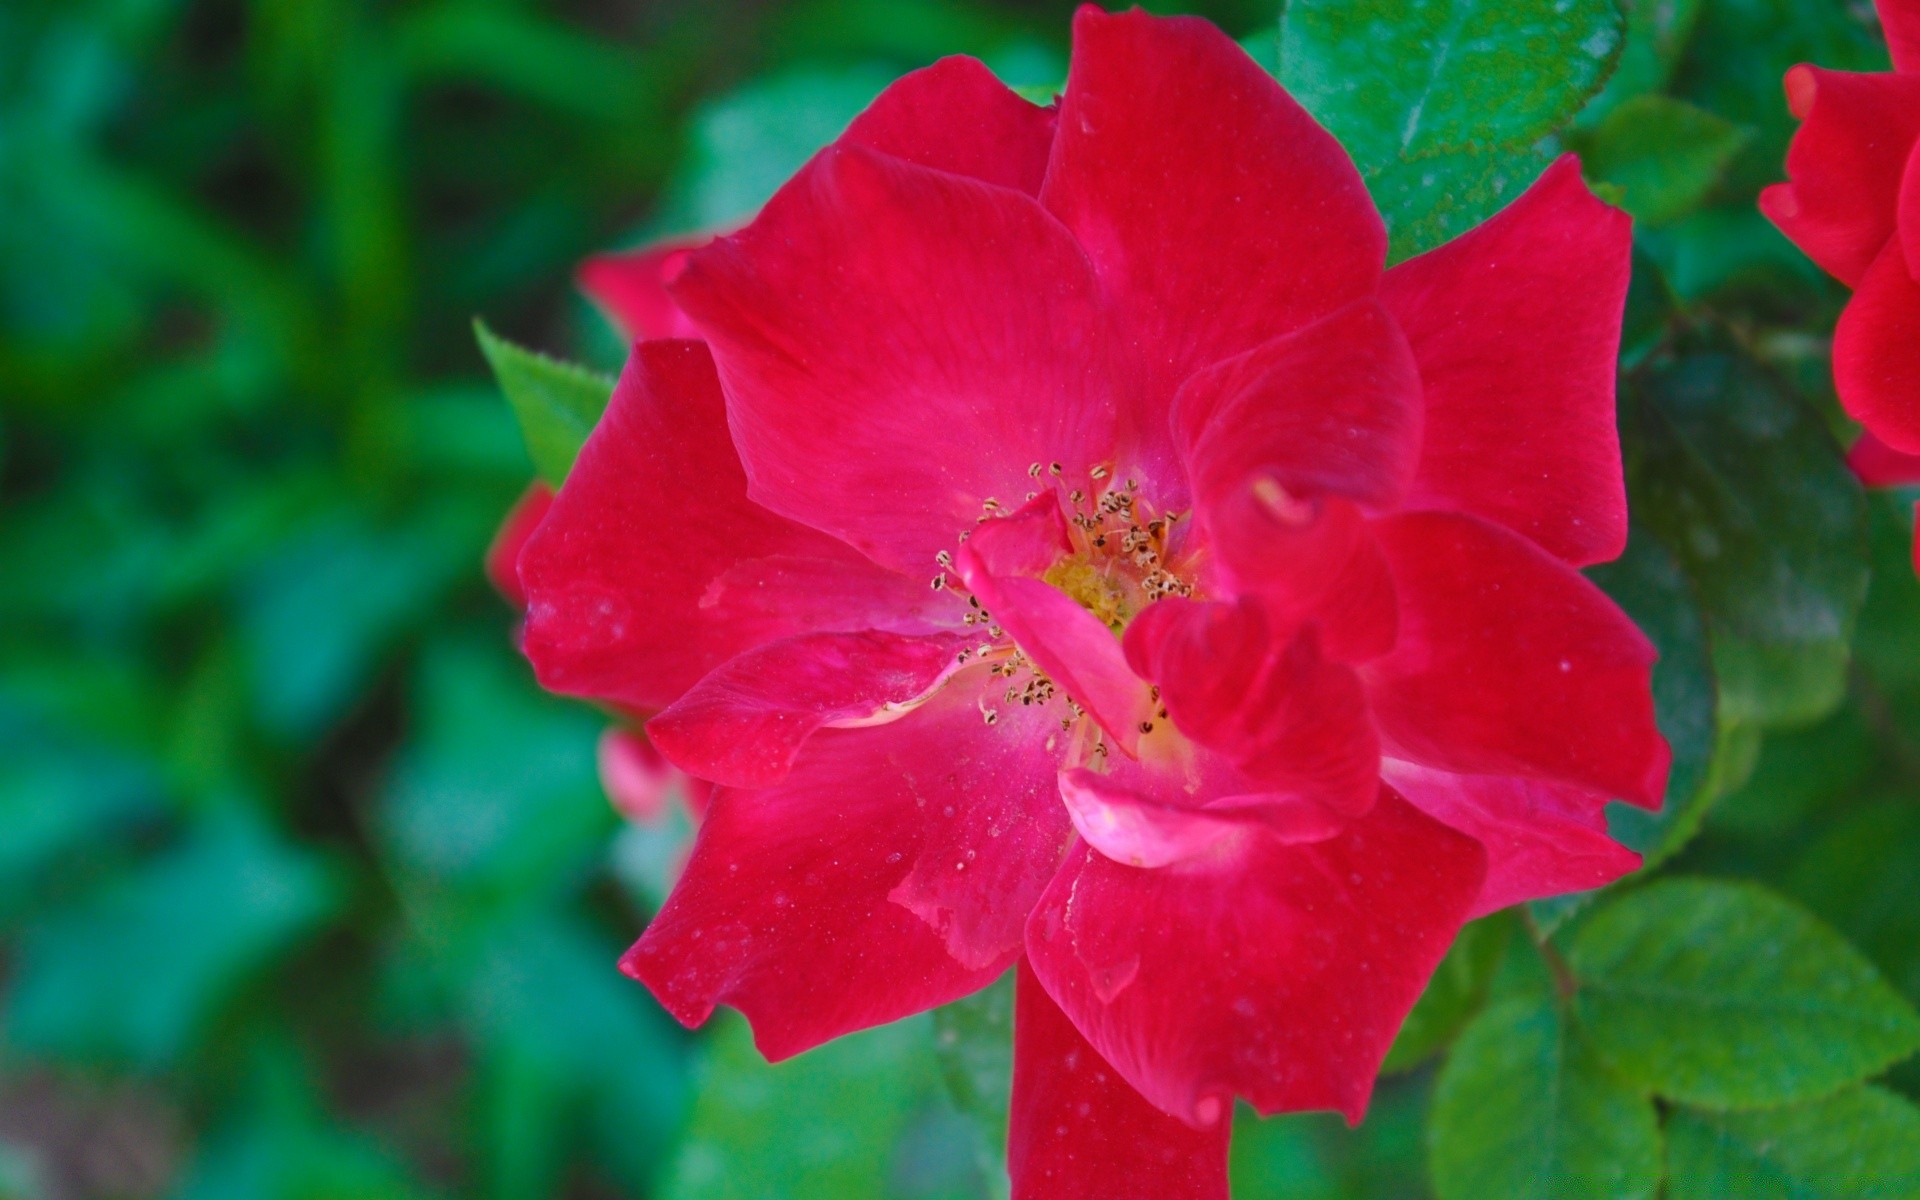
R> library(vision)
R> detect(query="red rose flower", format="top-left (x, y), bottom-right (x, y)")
top-left (1762, 1), bottom-right (1920, 495)
top-left (519, 9), bottom-right (1667, 1195)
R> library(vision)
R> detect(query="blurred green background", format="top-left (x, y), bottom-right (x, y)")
top-left (4, 0), bottom-right (1920, 1197)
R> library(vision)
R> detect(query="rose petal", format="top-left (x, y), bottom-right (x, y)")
top-left (1124, 597), bottom-right (1380, 818)
top-left (1024, 790), bottom-right (1484, 1125)
top-left (1759, 67), bottom-right (1920, 286)
top-left (1010, 960), bottom-right (1231, 1200)
top-left (956, 528), bottom-right (1155, 756)
top-left (1200, 488), bottom-right (1398, 663)
top-left (1172, 301), bottom-right (1423, 513)
top-left (577, 240), bottom-right (705, 341)
top-left (1847, 428), bottom-right (1920, 485)
top-left (1041, 6), bottom-right (1384, 495)
top-left (625, 682), bottom-right (1066, 1057)
top-left (1835, 239), bottom-right (1920, 453)
top-left (1362, 512), bottom-right (1669, 808)
top-left (1380, 156), bottom-right (1632, 566)
top-left (519, 340), bottom-right (934, 712)
top-left (648, 630), bottom-right (974, 788)
top-left (1884, 0), bottom-right (1920, 75)
top-left (1384, 760), bottom-right (1640, 918)
top-left (486, 482), bottom-right (553, 608)
top-left (841, 55), bottom-right (1056, 193)
top-left (1058, 766), bottom-right (1344, 870)
top-left (670, 145), bottom-right (1114, 574)
top-left (598, 728), bottom-right (680, 823)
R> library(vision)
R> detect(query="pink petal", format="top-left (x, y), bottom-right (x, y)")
top-left (624, 682), bottom-right (1069, 1055)
top-left (1010, 960), bottom-right (1231, 1200)
top-left (1040, 6), bottom-right (1384, 494)
top-left (485, 482), bottom-right (553, 608)
top-left (1057, 767), bottom-right (1344, 871)
top-left (1848, 428), bottom-right (1920, 485)
top-left (1172, 301), bottom-right (1423, 513)
top-left (1024, 790), bottom-right (1485, 1125)
top-left (598, 728), bottom-right (692, 824)
top-left (577, 240), bottom-right (706, 341)
top-left (1903, 136), bottom-right (1920, 279)
top-left (1200, 488), bottom-right (1398, 663)
top-left (1362, 512), bottom-right (1670, 808)
top-left (1888, 0), bottom-right (1920, 73)
top-left (1835, 240), bottom-right (1920, 454)
top-left (956, 526), bottom-right (1155, 757)
top-left (841, 55), bottom-right (1056, 194)
top-left (670, 145), bottom-right (1115, 574)
top-left (519, 340), bottom-right (935, 713)
top-left (1380, 156), bottom-right (1632, 567)
top-left (1759, 67), bottom-right (1920, 286)
top-left (1384, 760), bottom-right (1641, 918)
top-left (648, 630), bottom-right (974, 788)
top-left (1124, 597), bottom-right (1380, 818)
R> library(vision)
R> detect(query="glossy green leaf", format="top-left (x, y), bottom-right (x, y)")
top-left (1366, 142), bottom-right (1554, 264)
top-left (1579, 0), bottom-right (1705, 123)
top-left (1622, 342), bottom-right (1869, 728)
top-left (1569, 879), bottom-right (1920, 1108)
top-left (1429, 993), bottom-right (1660, 1200)
top-left (1666, 1086), bottom-right (1920, 1199)
top-left (475, 318), bottom-right (616, 487)
top-left (1278, 0), bottom-right (1625, 171)
top-left (1577, 95), bottom-right (1748, 226)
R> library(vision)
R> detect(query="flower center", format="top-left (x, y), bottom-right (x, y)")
top-left (1048, 471), bottom-right (1195, 634)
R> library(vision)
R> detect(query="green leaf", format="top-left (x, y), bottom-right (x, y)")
top-left (931, 971), bottom-right (1013, 1155)
top-left (1382, 912), bottom-right (1512, 1073)
top-left (1586, 528), bottom-right (1718, 867)
top-left (1278, 0), bottom-right (1625, 171)
top-left (1578, 0), bottom-right (1706, 124)
top-left (1568, 879), bottom-right (1920, 1108)
top-left (659, 1013), bottom-right (946, 1200)
top-left (1666, 1086), bottom-right (1920, 1199)
top-left (1622, 342), bottom-right (1869, 728)
top-left (1576, 95), bottom-right (1748, 226)
top-left (475, 318), bottom-right (616, 487)
top-left (1366, 142), bottom-right (1554, 264)
top-left (5, 810), bottom-right (344, 1069)
top-left (1429, 993), bottom-right (1660, 1200)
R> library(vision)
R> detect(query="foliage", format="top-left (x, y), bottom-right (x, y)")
top-left (4, 0), bottom-right (1920, 1198)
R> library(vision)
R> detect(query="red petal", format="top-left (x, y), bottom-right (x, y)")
top-left (1362, 512), bottom-right (1669, 808)
top-left (1173, 301), bottom-right (1423, 513)
top-left (1057, 767), bottom-right (1345, 870)
top-left (1010, 960), bottom-right (1231, 1200)
top-left (1041, 7), bottom-right (1384, 494)
top-left (1904, 137), bottom-right (1920, 275)
top-left (1836, 240), bottom-right (1920, 453)
top-left (1024, 790), bottom-right (1485, 1125)
top-left (670, 145), bottom-right (1114, 574)
top-left (577, 240), bottom-right (705, 341)
top-left (841, 56), bottom-right (1056, 194)
top-left (485, 482), bottom-right (553, 608)
top-left (520, 340), bottom-right (934, 712)
top-left (1889, 0), bottom-right (1920, 73)
top-left (1124, 597), bottom-right (1380, 818)
top-left (1200, 490), bottom-right (1398, 663)
top-left (1385, 761), bottom-right (1640, 918)
top-left (1380, 156), bottom-right (1632, 567)
top-left (648, 631), bottom-right (973, 788)
top-left (625, 682), bottom-right (1068, 1056)
top-left (1760, 67), bottom-right (1920, 286)
top-left (1848, 428), bottom-right (1920, 485)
